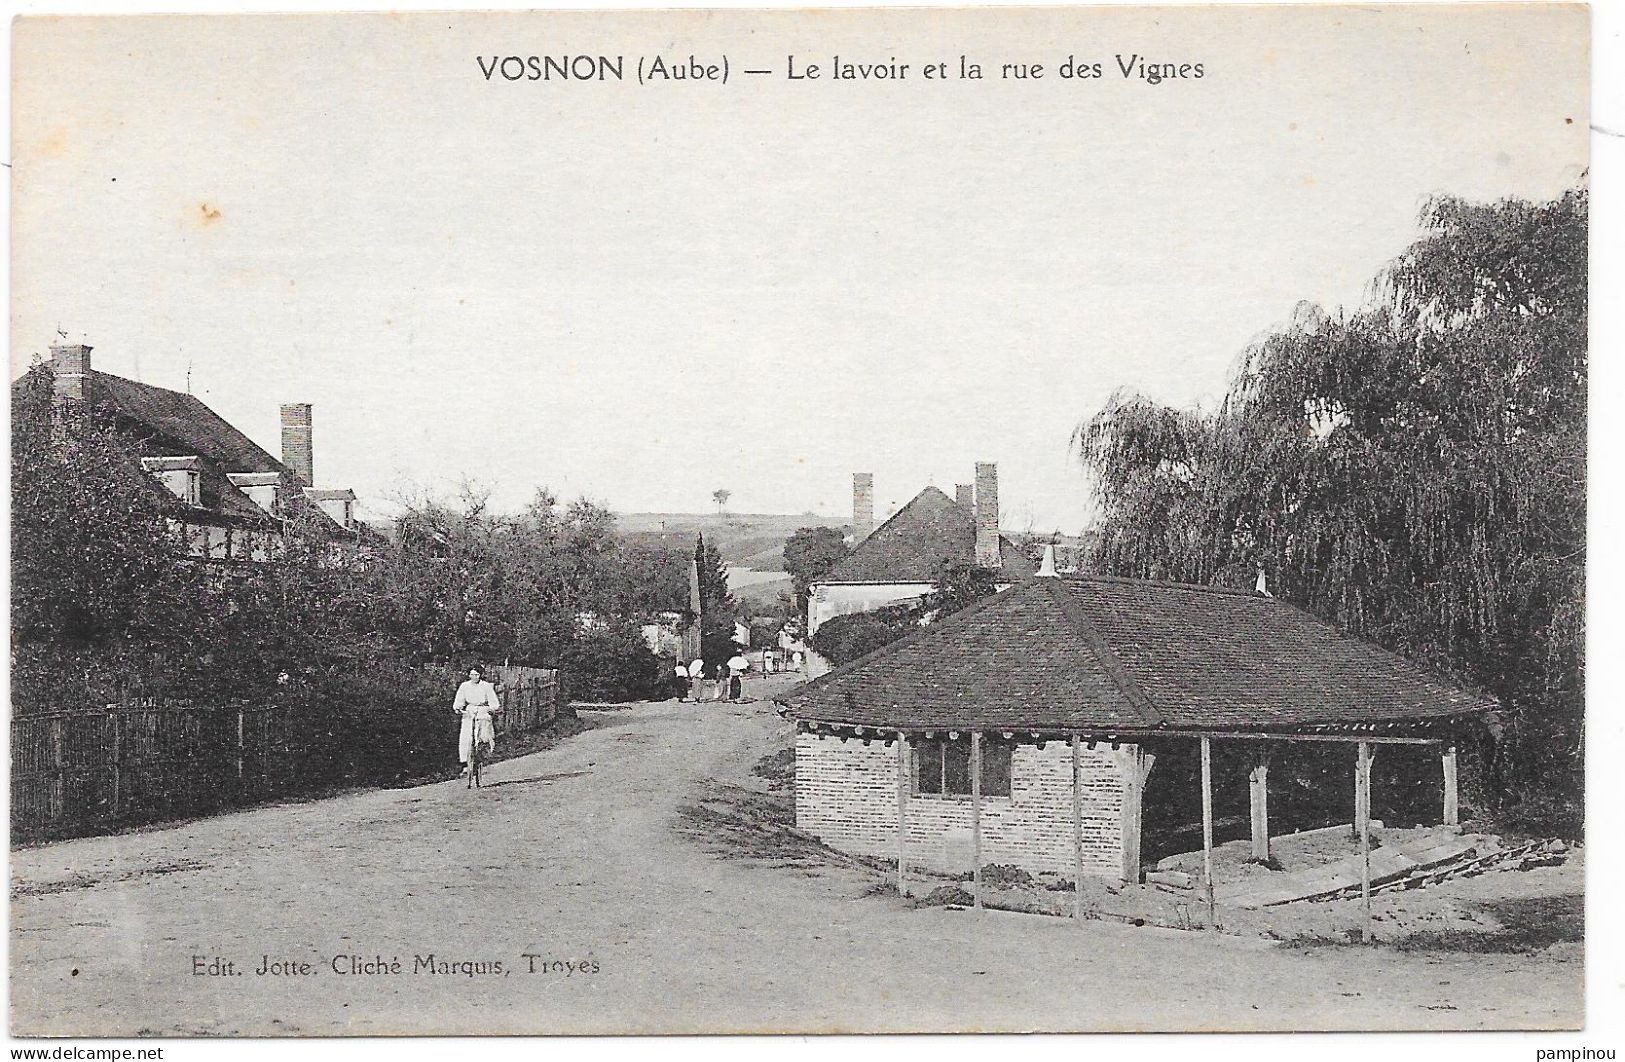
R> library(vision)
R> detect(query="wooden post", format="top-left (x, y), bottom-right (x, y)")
top-left (1071, 735), bottom-right (1083, 919)
top-left (51, 717), bottom-right (66, 825)
top-left (971, 731), bottom-right (983, 911)
top-left (108, 711), bottom-right (121, 821)
top-left (1357, 741), bottom-right (1373, 943)
top-left (1200, 736), bottom-right (1215, 929)
top-left (1442, 745), bottom-right (1459, 827)
top-left (1248, 748), bottom-right (1270, 862)
top-left (1120, 745), bottom-right (1152, 884)
top-left (896, 732), bottom-right (909, 898)
top-left (236, 708), bottom-right (246, 784)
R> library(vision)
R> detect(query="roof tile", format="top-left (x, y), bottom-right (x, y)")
top-left (780, 575), bottom-right (1496, 733)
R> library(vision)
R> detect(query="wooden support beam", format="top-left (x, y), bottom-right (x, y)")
top-left (971, 731), bottom-right (983, 911)
top-left (1119, 745), bottom-right (1156, 884)
top-left (1200, 736), bottom-right (1215, 929)
top-left (896, 732), bottom-right (909, 898)
top-left (1357, 741), bottom-right (1373, 943)
top-left (1442, 745), bottom-right (1459, 827)
top-left (1248, 749), bottom-right (1270, 862)
top-left (1093, 729), bottom-right (1443, 746)
top-left (1071, 735), bottom-right (1083, 919)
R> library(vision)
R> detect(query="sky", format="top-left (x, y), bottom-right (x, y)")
top-left (10, 5), bottom-right (1589, 532)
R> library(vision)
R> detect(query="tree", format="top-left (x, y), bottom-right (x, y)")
top-left (693, 532), bottom-right (739, 664)
top-left (10, 373), bottom-right (222, 704)
top-left (782, 526), bottom-right (849, 613)
top-left (560, 619), bottom-right (676, 703)
top-left (923, 560), bottom-right (1000, 617)
top-left (711, 488), bottom-right (731, 514)
top-left (1073, 187), bottom-right (1586, 826)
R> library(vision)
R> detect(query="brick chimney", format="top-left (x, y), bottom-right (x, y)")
top-left (280, 403), bottom-right (314, 486)
top-left (852, 473), bottom-right (875, 542)
top-left (50, 343), bottom-right (91, 402)
top-left (974, 462), bottom-right (1001, 569)
top-left (955, 483), bottom-right (974, 511)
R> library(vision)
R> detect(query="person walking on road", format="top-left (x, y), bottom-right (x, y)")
top-left (689, 657), bottom-right (707, 702)
top-left (727, 651), bottom-right (750, 702)
top-left (453, 665), bottom-right (502, 775)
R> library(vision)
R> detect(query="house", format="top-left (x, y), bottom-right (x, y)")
top-left (640, 611), bottom-right (686, 658)
top-left (776, 567), bottom-right (1494, 893)
top-left (18, 342), bottom-right (365, 563)
top-left (805, 463), bottom-right (1034, 676)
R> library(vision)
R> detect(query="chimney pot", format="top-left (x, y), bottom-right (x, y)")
top-left (280, 403), bottom-right (314, 486)
top-left (852, 473), bottom-right (874, 542)
top-left (974, 462), bottom-right (1001, 569)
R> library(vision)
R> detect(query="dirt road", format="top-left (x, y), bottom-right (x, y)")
top-left (10, 677), bottom-right (1581, 1035)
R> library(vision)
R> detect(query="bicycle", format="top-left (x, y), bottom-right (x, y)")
top-left (457, 707), bottom-right (495, 789)
top-left (467, 717), bottom-right (485, 789)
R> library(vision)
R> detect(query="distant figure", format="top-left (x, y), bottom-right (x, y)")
top-left (727, 652), bottom-right (750, 701)
top-left (689, 657), bottom-right (707, 702)
top-left (711, 661), bottom-right (728, 702)
top-left (452, 665), bottom-right (502, 776)
top-left (674, 662), bottom-right (689, 701)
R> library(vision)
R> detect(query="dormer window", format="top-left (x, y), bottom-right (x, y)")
top-left (227, 471), bottom-right (282, 516)
top-left (141, 456), bottom-right (202, 506)
top-left (303, 487), bottom-right (358, 530)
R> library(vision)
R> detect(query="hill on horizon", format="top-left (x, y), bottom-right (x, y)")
top-left (616, 511), bottom-right (847, 572)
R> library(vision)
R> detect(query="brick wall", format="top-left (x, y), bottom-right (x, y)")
top-left (795, 729), bottom-right (1131, 879)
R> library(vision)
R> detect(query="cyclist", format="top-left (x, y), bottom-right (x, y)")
top-left (453, 664), bottom-right (502, 777)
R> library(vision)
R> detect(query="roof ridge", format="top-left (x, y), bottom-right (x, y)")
top-left (1045, 579), bottom-right (1164, 724)
top-left (1064, 572), bottom-right (1262, 598)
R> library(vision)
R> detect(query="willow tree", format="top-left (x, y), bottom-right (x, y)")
top-left (1075, 188), bottom-right (1586, 818)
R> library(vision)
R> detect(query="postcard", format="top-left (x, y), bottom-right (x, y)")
top-left (8, 3), bottom-right (1590, 1038)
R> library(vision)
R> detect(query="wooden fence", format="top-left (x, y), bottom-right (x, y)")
top-left (490, 665), bottom-right (567, 736)
top-left (10, 701), bottom-right (287, 841)
top-left (11, 665), bottom-right (564, 842)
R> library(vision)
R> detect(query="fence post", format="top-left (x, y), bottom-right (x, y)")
top-left (109, 711), bottom-right (121, 822)
top-left (50, 717), bottom-right (66, 825)
top-left (236, 708), bottom-right (246, 786)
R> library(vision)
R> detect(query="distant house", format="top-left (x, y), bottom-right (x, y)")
top-left (640, 611), bottom-right (686, 657)
top-left (16, 342), bottom-right (367, 563)
top-left (777, 572), bottom-right (1493, 887)
top-left (804, 463), bottom-right (1034, 676)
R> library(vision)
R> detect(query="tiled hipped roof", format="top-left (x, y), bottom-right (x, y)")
top-left (822, 486), bottom-right (1035, 583)
top-left (778, 575), bottom-right (1496, 733)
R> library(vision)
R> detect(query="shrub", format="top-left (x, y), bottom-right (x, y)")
top-left (560, 621), bottom-right (670, 703)
top-left (809, 605), bottom-right (920, 667)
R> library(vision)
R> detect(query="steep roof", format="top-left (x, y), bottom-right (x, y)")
top-left (821, 486), bottom-right (1035, 583)
top-left (778, 575), bottom-right (1496, 733)
top-left (89, 371), bottom-right (285, 475)
top-left (13, 366), bottom-right (353, 534)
